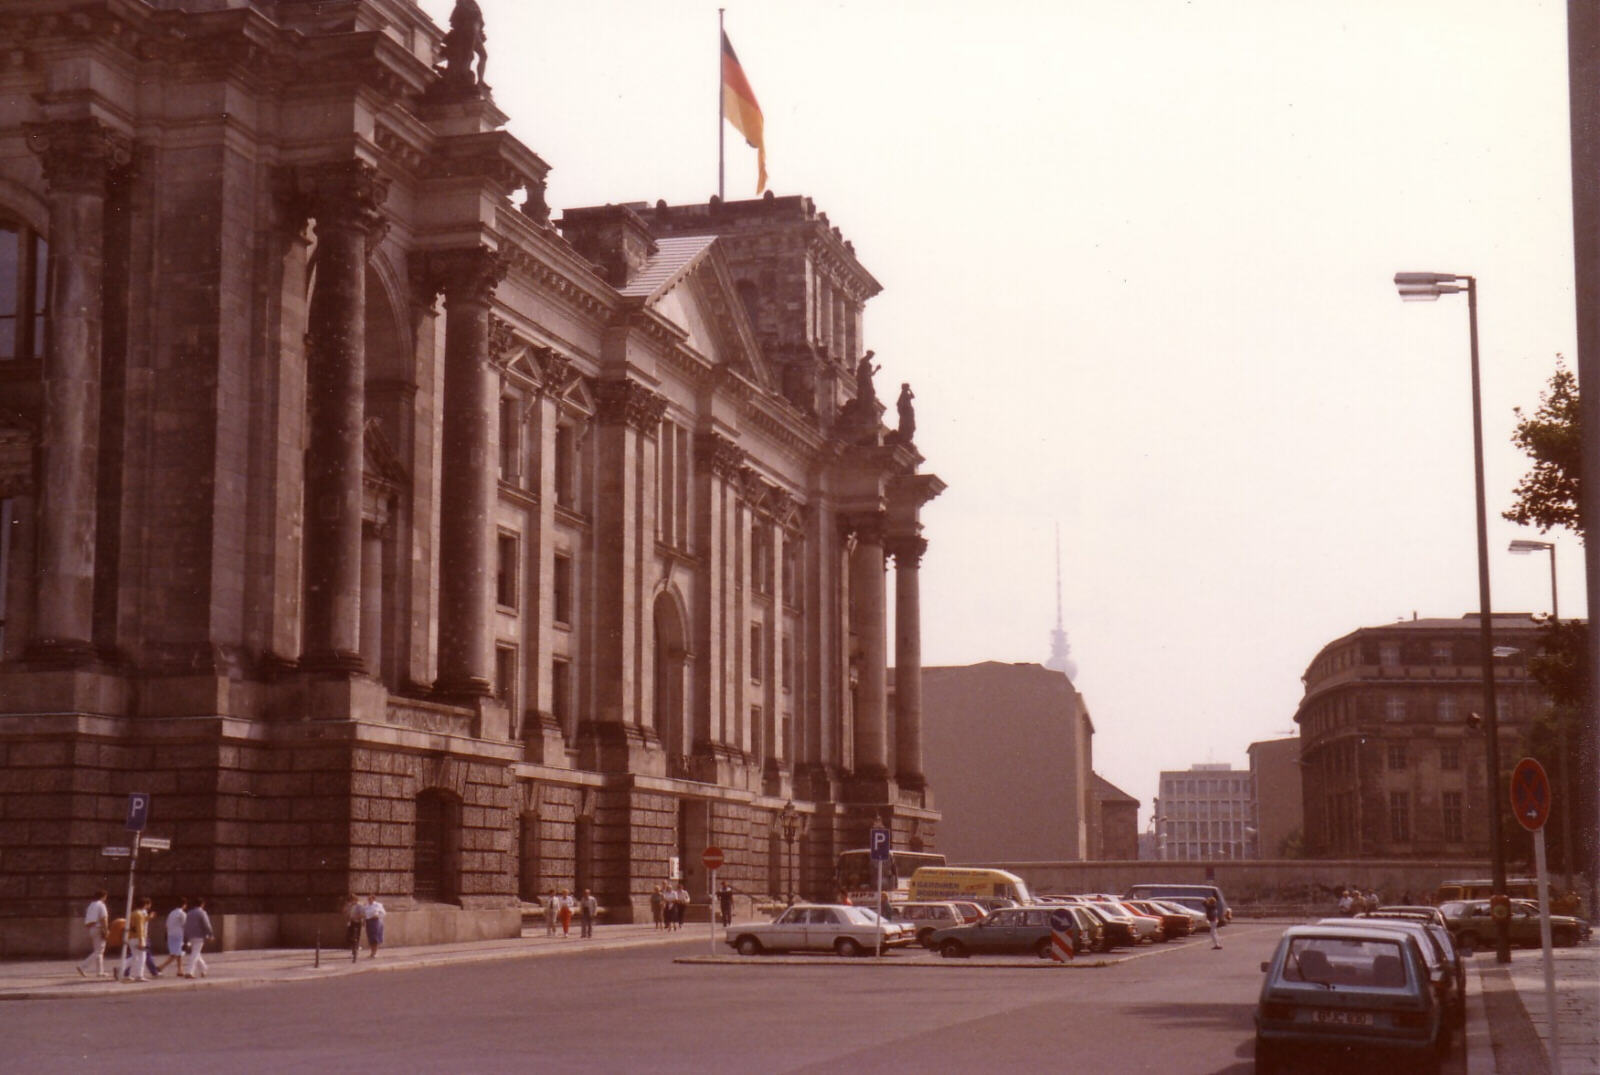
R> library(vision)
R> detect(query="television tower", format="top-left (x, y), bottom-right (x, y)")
top-left (1045, 524), bottom-right (1078, 680)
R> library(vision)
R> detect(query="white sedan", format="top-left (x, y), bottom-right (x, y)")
top-left (726, 903), bottom-right (914, 957)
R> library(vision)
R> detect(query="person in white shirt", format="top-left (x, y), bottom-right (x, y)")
top-left (157, 898), bottom-right (188, 974)
top-left (75, 889), bottom-right (110, 978)
top-left (181, 897), bottom-right (213, 978)
top-left (362, 894), bottom-right (386, 957)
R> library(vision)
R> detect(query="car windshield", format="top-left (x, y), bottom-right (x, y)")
top-left (1283, 936), bottom-right (1409, 989)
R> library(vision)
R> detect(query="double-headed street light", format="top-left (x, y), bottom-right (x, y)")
top-left (1394, 271), bottom-right (1511, 963)
top-left (1509, 537), bottom-right (1575, 894)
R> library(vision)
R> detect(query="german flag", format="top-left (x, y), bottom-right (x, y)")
top-left (721, 31), bottom-right (767, 194)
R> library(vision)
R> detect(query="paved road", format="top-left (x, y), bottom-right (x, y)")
top-left (4, 923), bottom-right (1470, 1074)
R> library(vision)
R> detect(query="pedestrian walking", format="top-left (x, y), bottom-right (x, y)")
top-left (343, 894), bottom-right (364, 962)
top-left (76, 888), bottom-right (110, 978)
top-left (120, 896), bottom-right (153, 982)
top-left (671, 883), bottom-right (689, 930)
top-left (182, 897), bottom-right (213, 978)
top-left (579, 889), bottom-right (598, 938)
top-left (557, 889), bottom-right (573, 937)
top-left (363, 894), bottom-right (386, 957)
top-left (543, 890), bottom-right (559, 937)
top-left (717, 881), bottom-right (734, 927)
top-left (1204, 896), bottom-right (1222, 950)
top-left (664, 885), bottom-right (680, 931)
top-left (157, 898), bottom-right (188, 975)
top-left (650, 883), bottom-right (665, 930)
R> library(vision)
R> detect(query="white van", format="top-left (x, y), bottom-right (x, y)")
top-left (907, 867), bottom-right (1032, 905)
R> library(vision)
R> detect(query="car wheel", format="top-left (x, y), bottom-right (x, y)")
top-left (1555, 927), bottom-right (1577, 947)
top-left (834, 937), bottom-right (863, 958)
top-left (918, 928), bottom-right (935, 948)
top-left (735, 936), bottom-right (763, 957)
top-left (940, 940), bottom-right (968, 959)
top-left (1033, 937), bottom-right (1054, 959)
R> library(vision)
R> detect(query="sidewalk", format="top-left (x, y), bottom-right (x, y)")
top-left (0, 921), bottom-right (705, 1001)
top-left (1474, 944), bottom-right (1599, 1075)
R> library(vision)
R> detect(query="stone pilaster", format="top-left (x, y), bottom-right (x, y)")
top-left (692, 432), bottom-right (745, 780)
top-left (22, 118), bottom-right (131, 661)
top-left (846, 511), bottom-right (888, 778)
top-left (287, 160), bottom-right (387, 674)
top-left (888, 534), bottom-right (928, 791)
top-left (583, 378), bottom-right (666, 769)
top-left (422, 247), bottom-right (507, 696)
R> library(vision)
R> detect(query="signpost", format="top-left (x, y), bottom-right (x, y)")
top-left (702, 846), bottom-right (724, 955)
top-left (112, 793), bottom-right (176, 980)
top-left (869, 827), bottom-right (890, 958)
top-left (1048, 909), bottom-right (1076, 963)
top-left (1511, 757), bottom-right (1563, 1075)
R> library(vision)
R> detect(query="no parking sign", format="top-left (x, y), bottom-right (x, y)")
top-left (1048, 909), bottom-right (1076, 962)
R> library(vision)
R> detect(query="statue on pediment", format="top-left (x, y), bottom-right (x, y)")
top-left (854, 351), bottom-right (879, 405)
top-left (895, 382), bottom-right (915, 443)
top-left (439, 0), bottom-right (489, 93)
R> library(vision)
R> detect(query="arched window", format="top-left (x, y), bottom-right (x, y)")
top-left (0, 218), bottom-right (49, 362)
top-left (413, 789), bottom-right (462, 904)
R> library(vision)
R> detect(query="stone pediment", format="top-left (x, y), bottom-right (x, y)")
top-left (626, 237), bottom-right (773, 391)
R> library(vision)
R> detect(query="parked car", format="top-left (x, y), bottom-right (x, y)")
top-left (725, 903), bottom-right (914, 957)
top-left (946, 900), bottom-right (987, 924)
top-left (1344, 915), bottom-right (1465, 1027)
top-left (1126, 899), bottom-right (1194, 939)
top-left (1125, 883), bottom-right (1232, 924)
top-left (1439, 899), bottom-right (1591, 949)
top-left (1374, 905), bottom-right (1449, 929)
top-left (929, 906), bottom-right (1083, 959)
top-left (1150, 898), bottom-right (1208, 931)
top-left (1255, 924), bottom-right (1447, 1075)
top-left (1088, 901), bottom-right (1162, 943)
top-left (890, 901), bottom-right (968, 946)
top-left (1077, 903), bottom-right (1135, 950)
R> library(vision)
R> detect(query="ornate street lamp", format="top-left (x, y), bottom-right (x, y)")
top-left (1395, 271), bottom-right (1510, 962)
top-left (779, 801), bottom-right (799, 905)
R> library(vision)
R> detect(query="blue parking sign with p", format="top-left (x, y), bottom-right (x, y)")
top-left (869, 826), bottom-right (890, 861)
top-left (125, 792), bottom-right (150, 832)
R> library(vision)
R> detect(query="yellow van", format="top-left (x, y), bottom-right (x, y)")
top-left (907, 867), bottom-right (1032, 905)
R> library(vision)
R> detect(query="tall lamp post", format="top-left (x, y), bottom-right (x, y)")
top-left (1394, 271), bottom-right (1510, 962)
top-left (779, 801), bottom-right (800, 905)
top-left (1509, 537), bottom-right (1575, 896)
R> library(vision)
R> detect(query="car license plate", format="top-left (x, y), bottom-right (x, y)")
top-left (1311, 1010), bottom-right (1372, 1026)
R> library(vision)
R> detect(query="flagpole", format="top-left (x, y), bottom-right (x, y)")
top-left (717, 8), bottom-right (725, 201)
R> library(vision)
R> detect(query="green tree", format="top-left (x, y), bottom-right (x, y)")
top-left (1504, 359), bottom-right (1582, 535)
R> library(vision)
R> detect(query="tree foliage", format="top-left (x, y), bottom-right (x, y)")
top-left (1503, 359), bottom-right (1582, 536)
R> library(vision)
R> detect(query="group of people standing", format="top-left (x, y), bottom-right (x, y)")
top-left (75, 889), bottom-right (213, 982)
top-left (649, 882), bottom-right (692, 930)
top-left (1337, 888), bottom-right (1384, 915)
top-left (342, 894), bottom-right (387, 960)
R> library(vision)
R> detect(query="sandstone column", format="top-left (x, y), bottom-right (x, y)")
top-left (296, 160), bottom-right (386, 673)
top-left (360, 520), bottom-right (385, 675)
top-left (889, 535), bottom-right (928, 790)
top-left (430, 247), bottom-right (506, 696)
top-left (22, 118), bottom-right (130, 659)
top-left (847, 512), bottom-right (888, 778)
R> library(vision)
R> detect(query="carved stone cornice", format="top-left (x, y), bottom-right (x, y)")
top-left (531, 345), bottom-right (573, 394)
top-left (416, 246), bottom-right (507, 307)
top-left (24, 118), bottom-right (132, 196)
top-left (884, 535), bottom-right (928, 568)
top-left (694, 431), bottom-right (745, 479)
top-left (488, 314), bottom-right (516, 369)
top-left (593, 379), bottom-right (668, 433)
top-left (278, 159), bottom-right (388, 243)
top-left (841, 511), bottom-right (885, 545)
top-left (499, 246), bottom-right (611, 318)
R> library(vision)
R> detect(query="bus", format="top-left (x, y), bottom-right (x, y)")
top-left (835, 849), bottom-right (946, 904)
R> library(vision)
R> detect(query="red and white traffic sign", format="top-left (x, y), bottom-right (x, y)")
top-left (1510, 757), bottom-right (1552, 832)
top-left (701, 846), bottom-right (725, 872)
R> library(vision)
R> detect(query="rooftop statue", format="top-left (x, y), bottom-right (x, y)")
top-left (895, 382), bottom-right (915, 443)
top-left (439, 0), bottom-right (489, 93)
top-left (854, 351), bottom-right (879, 405)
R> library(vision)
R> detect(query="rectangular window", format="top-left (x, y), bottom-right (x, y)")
top-left (750, 623), bottom-right (763, 683)
top-left (552, 554), bottom-right (573, 626)
top-left (1432, 640), bottom-right (1453, 665)
top-left (0, 224), bottom-right (48, 362)
top-left (554, 424), bottom-right (576, 507)
top-left (657, 418), bottom-right (675, 543)
top-left (1442, 791), bottom-right (1464, 842)
top-left (499, 396), bottom-right (521, 481)
top-left (782, 633), bottom-right (793, 692)
top-left (1384, 695), bottom-right (1406, 722)
top-left (1389, 791), bottom-right (1410, 842)
top-left (1387, 743), bottom-right (1407, 770)
top-left (0, 497), bottom-right (11, 654)
top-left (495, 644), bottom-right (517, 710)
top-left (1437, 695), bottom-right (1458, 722)
top-left (1440, 743), bottom-right (1460, 771)
top-left (551, 657), bottom-right (572, 737)
top-left (1379, 642), bottom-right (1401, 667)
top-left (496, 533), bottom-right (518, 609)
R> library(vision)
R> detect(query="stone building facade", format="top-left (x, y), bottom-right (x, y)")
top-left (1294, 614), bottom-right (1548, 859)
top-left (1247, 736), bottom-right (1304, 859)
top-left (0, 0), bottom-right (941, 956)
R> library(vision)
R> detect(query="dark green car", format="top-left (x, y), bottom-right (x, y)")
top-left (1439, 899), bottom-right (1591, 949)
top-left (930, 906), bottom-right (1093, 958)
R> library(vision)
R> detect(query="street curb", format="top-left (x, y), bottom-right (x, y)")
top-left (1466, 957), bottom-right (1496, 1075)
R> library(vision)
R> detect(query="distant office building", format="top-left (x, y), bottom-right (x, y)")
top-left (919, 663), bottom-right (1094, 863)
top-left (1091, 773), bottom-right (1140, 860)
top-left (1248, 738), bottom-right (1304, 858)
top-left (1294, 614), bottom-right (1552, 859)
top-left (1154, 763), bottom-right (1256, 860)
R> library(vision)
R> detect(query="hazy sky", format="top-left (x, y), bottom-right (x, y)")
top-left (419, 0), bottom-right (1583, 824)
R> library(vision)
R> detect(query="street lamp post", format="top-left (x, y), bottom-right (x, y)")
top-left (1395, 271), bottom-right (1510, 963)
top-left (779, 801), bottom-right (799, 905)
top-left (1509, 537), bottom-right (1575, 895)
